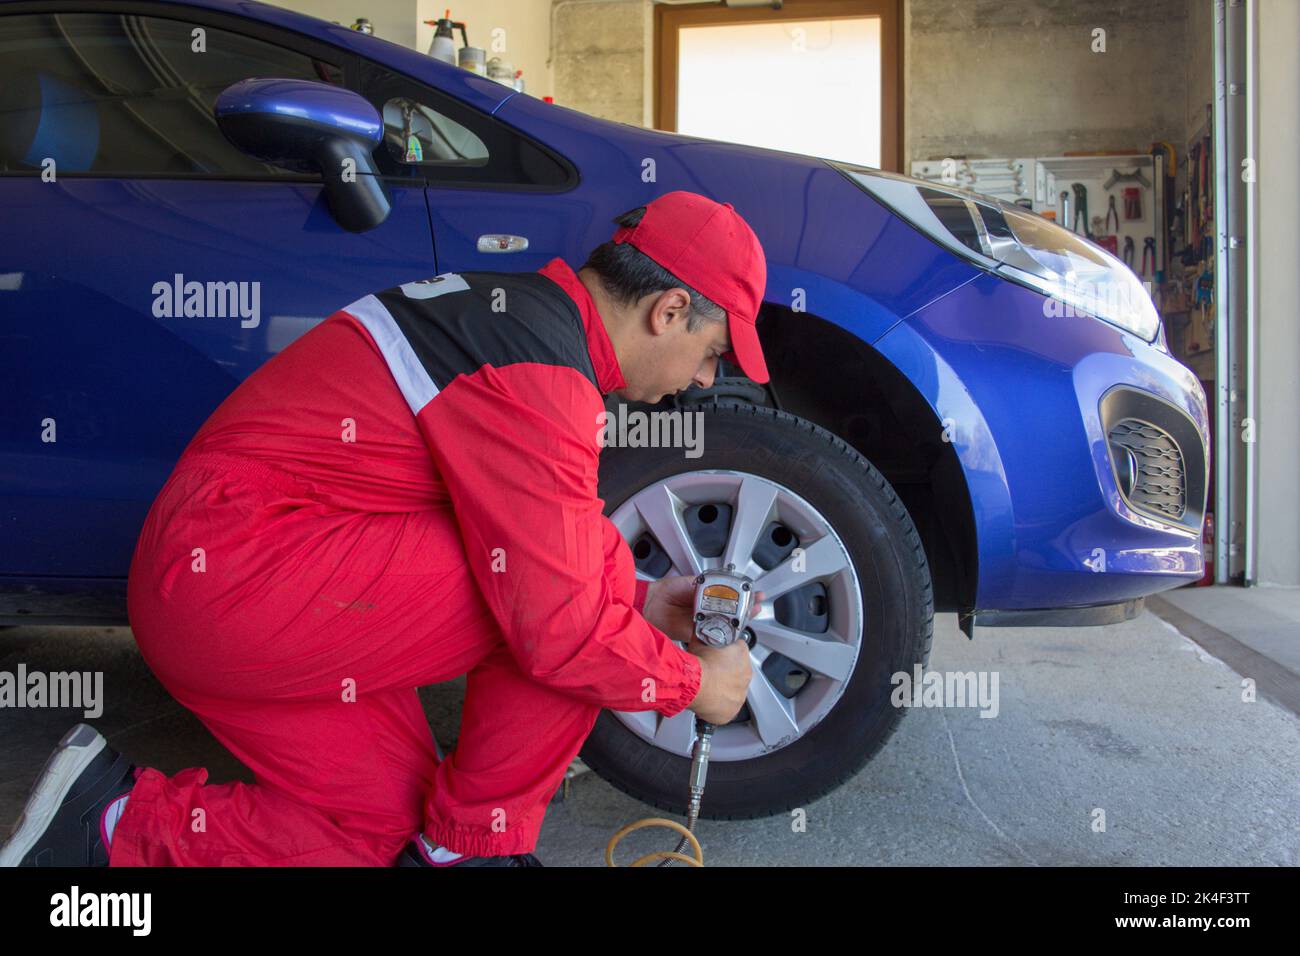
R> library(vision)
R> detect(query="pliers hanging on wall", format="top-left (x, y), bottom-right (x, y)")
top-left (1071, 183), bottom-right (1090, 237)
top-left (1105, 195), bottom-right (1120, 235)
top-left (1140, 237), bottom-right (1156, 276)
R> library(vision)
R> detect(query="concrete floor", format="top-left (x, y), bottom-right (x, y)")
top-left (2, 598), bottom-right (1298, 866)
top-left (1158, 584), bottom-right (1300, 676)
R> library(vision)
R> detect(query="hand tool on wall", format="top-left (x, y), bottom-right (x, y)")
top-left (1105, 194), bottom-right (1120, 234)
top-left (1192, 268), bottom-right (1215, 348)
top-left (1072, 182), bottom-right (1090, 238)
top-left (1196, 269), bottom-right (1214, 312)
top-left (1122, 235), bottom-right (1135, 269)
top-left (1149, 142), bottom-right (1177, 282)
top-left (1178, 188), bottom-right (1195, 265)
top-left (1199, 137), bottom-right (1213, 251)
top-left (1149, 142), bottom-right (1177, 180)
top-left (1103, 167), bottom-right (1152, 189)
top-left (1123, 187), bottom-right (1143, 220)
top-left (1140, 237), bottom-right (1156, 277)
top-left (1060, 190), bottom-right (1072, 232)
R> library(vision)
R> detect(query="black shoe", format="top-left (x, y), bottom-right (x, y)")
top-left (0, 724), bottom-right (138, 867)
top-left (397, 837), bottom-right (543, 868)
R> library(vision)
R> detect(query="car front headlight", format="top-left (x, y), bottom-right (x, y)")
top-left (830, 161), bottom-right (1161, 342)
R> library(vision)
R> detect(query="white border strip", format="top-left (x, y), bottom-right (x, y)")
top-left (342, 295), bottom-right (440, 415)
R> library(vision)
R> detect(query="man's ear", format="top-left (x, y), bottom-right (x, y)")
top-left (647, 287), bottom-right (692, 336)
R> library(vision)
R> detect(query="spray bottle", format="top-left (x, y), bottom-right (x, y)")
top-left (425, 10), bottom-right (467, 65)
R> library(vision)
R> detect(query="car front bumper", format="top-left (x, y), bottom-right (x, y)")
top-left (876, 271), bottom-right (1209, 613)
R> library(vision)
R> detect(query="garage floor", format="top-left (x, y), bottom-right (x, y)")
top-left (3, 597), bottom-right (1297, 866)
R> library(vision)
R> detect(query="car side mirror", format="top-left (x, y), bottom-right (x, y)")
top-left (215, 78), bottom-right (391, 233)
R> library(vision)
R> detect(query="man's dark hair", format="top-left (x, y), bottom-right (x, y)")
top-left (581, 207), bottom-right (727, 333)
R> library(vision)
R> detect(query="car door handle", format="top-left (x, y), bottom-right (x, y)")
top-left (477, 234), bottom-right (530, 253)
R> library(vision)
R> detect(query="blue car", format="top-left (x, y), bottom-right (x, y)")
top-left (0, 0), bottom-right (1207, 816)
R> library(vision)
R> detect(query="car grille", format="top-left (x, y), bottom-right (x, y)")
top-left (1106, 419), bottom-right (1186, 520)
top-left (1099, 386), bottom-right (1205, 530)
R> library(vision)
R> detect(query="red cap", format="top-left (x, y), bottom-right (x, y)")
top-left (611, 191), bottom-right (769, 384)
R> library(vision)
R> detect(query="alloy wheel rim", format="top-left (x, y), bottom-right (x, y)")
top-left (608, 470), bottom-right (864, 761)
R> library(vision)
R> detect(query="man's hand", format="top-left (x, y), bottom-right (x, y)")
top-left (687, 638), bottom-right (752, 724)
top-left (639, 574), bottom-right (699, 643)
top-left (641, 574), bottom-right (760, 725)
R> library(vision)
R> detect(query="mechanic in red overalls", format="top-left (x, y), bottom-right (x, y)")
top-left (2, 190), bottom-right (767, 868)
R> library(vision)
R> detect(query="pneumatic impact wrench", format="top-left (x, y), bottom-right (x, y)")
top-left (604, 565), bottom-right (756, 867)
top-left (663, 566), bottom-right (756, 867)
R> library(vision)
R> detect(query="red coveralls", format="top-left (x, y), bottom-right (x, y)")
top-left (113, 257), bottom-right (702, 865)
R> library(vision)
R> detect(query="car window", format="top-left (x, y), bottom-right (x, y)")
top-left (360, 60), bottom-right (573, 188)
top-left (382, 96), bottom-right (488, 167)
top-left (0, 11), bottom-right (344, 177)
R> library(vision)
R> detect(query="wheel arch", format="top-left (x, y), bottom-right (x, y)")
top-left (755, 302), bottom-right (999, 615)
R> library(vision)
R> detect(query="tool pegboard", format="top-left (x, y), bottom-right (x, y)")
top-left (910, 157), bottom-right (1036, 205)
top-left (910, 154), bottom-right (1160, 284)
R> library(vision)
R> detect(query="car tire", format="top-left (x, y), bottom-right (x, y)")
top-left (583, 402), bottom-right (934, 819)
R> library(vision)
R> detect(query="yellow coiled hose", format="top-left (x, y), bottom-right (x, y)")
top-left (604, 817), bottom-right (704, 867)
top-left (605, 722), bottom-right (716, 867)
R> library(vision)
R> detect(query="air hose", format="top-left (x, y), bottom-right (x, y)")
top-left (604, 721), bottom-right (716, 867)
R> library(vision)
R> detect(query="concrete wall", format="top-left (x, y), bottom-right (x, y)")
top-left (552, 0), bottom-right (648, 125)
top-left (1255, 0), bottom-right (1300, 586)
top-left (1184, 0), bottom-right (1213, 142)
top-left (274, 0), bottom-right (420, 50)
top-left (906, 0), bottom-right (1188, 164)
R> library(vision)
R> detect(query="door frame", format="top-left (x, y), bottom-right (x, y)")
top-left (653, 0), bottom-right (903, 172)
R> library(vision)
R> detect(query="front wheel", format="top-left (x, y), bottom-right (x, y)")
top-left (583, 403), bottom-right (934, 819)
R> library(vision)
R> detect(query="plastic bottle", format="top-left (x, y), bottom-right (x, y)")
top-left (425, 10), bottom-right (463, 64)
